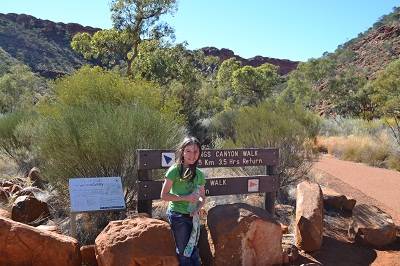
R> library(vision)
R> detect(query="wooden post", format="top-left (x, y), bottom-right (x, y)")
top-left (265, 165), bottom-right (276, 216)
top-left (137, 169), bottom-right (152, 216)
top-left (70, 212), bottom-right (77, 239)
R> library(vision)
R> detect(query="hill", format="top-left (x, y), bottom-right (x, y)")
top-left (200, 47), bottom-right (298, 75)
top-left (0, 13), bottom-right (299, 79)
top-left (327, 7), bottom-right (400, 80)
top-left (0, 13), bottom-right (99, 78)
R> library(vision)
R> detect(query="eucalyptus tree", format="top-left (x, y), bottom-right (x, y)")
top-left (72, 0), bottom-right (177, 75)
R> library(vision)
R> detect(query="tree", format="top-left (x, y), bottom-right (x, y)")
top-left (71, 29), bottom-right (132, 69)
top-left (323, 69), bottom-right (369, 117)
top-left (369, 59), bottom-right (400, 145)
top-left (281, 57), bottom-right (336, 109)
top-left (0, 64), bottom-right (47, 113)
top-left (71, 0), bottom-right (177, 75)
top-left (231, 63), bottom-right (280, 106)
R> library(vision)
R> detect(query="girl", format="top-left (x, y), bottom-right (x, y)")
top-left (160, 136), bottom-right (206, 266)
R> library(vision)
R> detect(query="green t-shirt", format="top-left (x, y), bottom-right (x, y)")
top-left (165, 164), bottom-right (206, 214)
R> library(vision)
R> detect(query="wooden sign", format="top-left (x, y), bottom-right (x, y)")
top-left (137, 175), bottom-right (279, 200)
top-left (137, 148), bottom-right (279, 170)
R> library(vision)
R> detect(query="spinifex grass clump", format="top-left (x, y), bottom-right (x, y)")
top-left (317, 117), bottom-right (400, 170)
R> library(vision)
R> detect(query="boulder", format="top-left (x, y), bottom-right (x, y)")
top-left (0, 187), bottom-right (10, 203)
top-left (9, 184), bottom-right (22, 195)
top-left (27, 167), bottom-right (46, 189)
top-left (0, 180), bottom-right (14, 188)
top-left (0, 208), bottom-right (11, 218)
top-left (198, 224), bottom-right (213, 266)
top-left (207, 203), bottom-right (282, 266)
top-left (282, 234), bottom-right (299, 264)
top-left (295, 181), bottom-right (324, 251)
top-left (11, 195), bottom-right (50, 225)
top-left (81, 245), bottom-right (98, 266)
top-left (351, 204), bottom-right (397, 247)
top-left (321, 186), bottom-right (356, 212)
top-left (14, 186), bottom-right (45, 198)
top-left (280, 223), bottom-right (289, 234)
top-left (321, 186), bottom-right (346, 210)
top-left (95, 217), bottom-right (178, 266)
top-left (342, 197), bottom-right (356, 212)
top-left (36, 224), bottom-right (60, 234)
top-left (0, 217), bottom-right (81, 265)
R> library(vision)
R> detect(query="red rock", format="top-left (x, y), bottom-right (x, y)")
top-left (351, 204), bottom-right (397, 247)
top-left (36, 224), bottom-right (60, 234)
top-left (200, 47), bottom-right (299, 75)
top-left (0, 208), bottom-right (11, 218)
top-left (0, 217), bottom-right (81, 265)
top-left (295, 181), bottom-right (324, 251)
top-left (343, 197), bottom-right (356, 212)
top-left (321, 186), bottom-right (346, 210)
top-left (281, 223), bottom-right (289, 234)
top-left (9, 184), bottom-right (22, 195)
top-left (95, 217), bottom-right (178, 266)
top-left (0, 187), bottom-right (10, 203)
top-left (11, 195), bottom-right (50, 225)
top-left (81, 245), bottom-right (98, 266)
top-left (208, 203), bottom-right (282, 266)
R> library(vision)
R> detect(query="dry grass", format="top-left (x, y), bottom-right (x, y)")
top-left (316, 134), bottom-right (400, 170)
top-left (0, 156), bottom-right (18, 178)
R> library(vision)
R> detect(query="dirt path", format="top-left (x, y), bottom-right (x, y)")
top-left (306, 154), bottom-right (400, 266)
top-left (312, 154), bottom-right (400, 225)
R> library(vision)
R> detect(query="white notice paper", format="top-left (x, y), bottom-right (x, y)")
top-left (69, 177), bottom-right (126, 212)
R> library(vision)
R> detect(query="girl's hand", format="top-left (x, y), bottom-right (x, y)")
top-left (184, 192), bottom-right (199, 203)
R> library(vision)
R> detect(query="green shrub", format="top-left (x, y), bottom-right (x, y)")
top-left (223, 100), bottom-right (320, 191)
top-left (36, 103), bottom-right (184, 206)
top-left (0, 111), bottom-right (37, 172)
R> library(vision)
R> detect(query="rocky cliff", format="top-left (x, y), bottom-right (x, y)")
top-left (0, 13), bottom-right (99, 78)
top-left (200, 47), bottom-right (299, 75)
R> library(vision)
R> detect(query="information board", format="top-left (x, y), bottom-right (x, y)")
top-left (69, 177), bottom-right (126, 212)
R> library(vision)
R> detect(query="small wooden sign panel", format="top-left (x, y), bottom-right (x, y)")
top-left (138, 175), bottom-right (279, 200)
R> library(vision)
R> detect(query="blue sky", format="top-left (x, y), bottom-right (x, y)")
top-left (1, 0), bottom-right (399, 61)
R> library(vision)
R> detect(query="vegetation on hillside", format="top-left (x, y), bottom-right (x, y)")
top-left (0, 14), bottom-right (92, 78)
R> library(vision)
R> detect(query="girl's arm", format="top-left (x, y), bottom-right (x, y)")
top-left (160, 179), bottom-right (198, 203)
top-left (190, 185), bottom-right (206, 216)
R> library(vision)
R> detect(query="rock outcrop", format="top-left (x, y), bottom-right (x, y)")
top-left (295, 181), bottom-right (324, 251)
top-left (207, 203), bottom-right (283, 265)
top-left (0, 217), bottom-right (81, 266)
top-left (201, 46), bottom-right (299, 75)
top-left (321, 186), bottom-right (356, 212)
top-left (0, 187), bottom-right (10, 203)
top-left (11, 195), bottom-right (50, 225)
top-left (0, 208), bottom-right (11, 218)
top-left (95, 217), bottom-right (178, 266)
top-left (81, 245), bottom-right (98, 266)
top-left (350, 204), bottom-right (397, 247)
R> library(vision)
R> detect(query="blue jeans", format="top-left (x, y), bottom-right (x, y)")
top-left (167, 210), bottom-right (201, 266)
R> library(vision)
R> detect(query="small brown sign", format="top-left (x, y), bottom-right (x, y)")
top-left (138, 175), bottom-right (278, 200)
top-left (137, 148), bottom-right (279, 170)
